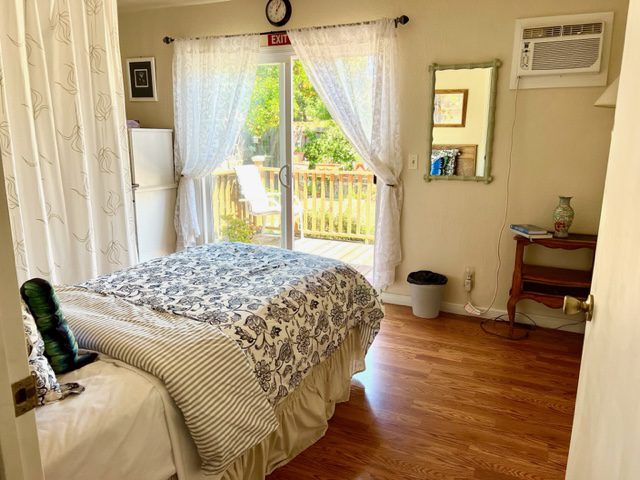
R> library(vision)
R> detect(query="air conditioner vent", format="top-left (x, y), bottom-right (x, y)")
top-left (511, 12), bottom-right (613, 89)
top-left (563, 22), bottom-right (603, 36)
top-left (531, 38), bottom-right (601, 70)
top-left (523, 25), bottom-right (562, 39)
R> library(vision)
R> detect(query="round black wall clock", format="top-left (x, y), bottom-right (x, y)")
top-left (265, 0), bottom-right (292, 27)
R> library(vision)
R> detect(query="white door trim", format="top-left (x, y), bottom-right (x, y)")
top-left (258, 50), bottom-right (295, 250)
top-left (0, 154), bottom-right (44, 480)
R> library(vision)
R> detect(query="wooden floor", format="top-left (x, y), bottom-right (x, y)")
top-left (267, 305), bottom-right (584, 480)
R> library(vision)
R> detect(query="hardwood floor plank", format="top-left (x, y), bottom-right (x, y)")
top-left (267, 305), bottom-right (583, 480)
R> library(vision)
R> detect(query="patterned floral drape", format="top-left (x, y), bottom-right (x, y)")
top-left (0, 0), bottom-right (137, 285)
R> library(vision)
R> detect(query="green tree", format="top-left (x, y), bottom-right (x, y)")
top-left (302, 123), bottom-right (358, 169)
top-left (245, 65), bottom-right (280, 139)
top-left (293, 61), bottom-right (330, 122)
top-left (244, 60), bottom-right (359, 170)
top-left (247, 62), bottom-right (333, 136)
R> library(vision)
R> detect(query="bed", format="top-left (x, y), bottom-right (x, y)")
top-left (36, 358), bottom-right (177, 480)
top-left (36, 242), bottom-right (383, 480)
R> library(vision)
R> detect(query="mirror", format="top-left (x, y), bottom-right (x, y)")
top-left (425, 60), bottom-right (501, 183)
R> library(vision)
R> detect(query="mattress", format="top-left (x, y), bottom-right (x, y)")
top-left (35, 325), bottom-right (369, 480)
top-left (36, 358), bottom-right (176, 480)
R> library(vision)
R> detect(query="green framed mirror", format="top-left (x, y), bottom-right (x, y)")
top-left (425, 59), bottom-right (501, 183)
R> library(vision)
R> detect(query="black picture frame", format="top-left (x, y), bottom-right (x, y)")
top-left (126, 57), bottom-right (157, 102)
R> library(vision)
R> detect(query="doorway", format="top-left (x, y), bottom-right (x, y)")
top-left (211, 53), bottom-right (375, 278)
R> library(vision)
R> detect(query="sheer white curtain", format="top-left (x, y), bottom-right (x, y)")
top-left (289, 20), bottom-right (402, 289)
top-left (173, 35), bottom-right (259, 248)
top-left (0, 0), bottom-right (137, 285)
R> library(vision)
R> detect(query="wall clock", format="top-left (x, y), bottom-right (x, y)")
top-left (265, 0), bottom-right (292, 27)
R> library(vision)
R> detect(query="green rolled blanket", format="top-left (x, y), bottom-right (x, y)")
top-left (20, 278), bottom-right (97, 374)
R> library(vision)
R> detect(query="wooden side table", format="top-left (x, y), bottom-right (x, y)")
top-left (507, 233), bottom-right (597, 336)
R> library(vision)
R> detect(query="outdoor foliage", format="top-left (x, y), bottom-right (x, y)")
top-left (302, 124), bottom-right (359, 169)
top-left (221, 215), bottom-right (258, 243)
top-left (245, 65), bottom-right (280, 139)
top-left (293, 61), bottom-right (330, 122)
top-left (244, 61), bottom-right (359, 170)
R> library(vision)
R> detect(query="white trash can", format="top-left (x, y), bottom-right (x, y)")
top-left (407, 271), bottom-right (447, 319)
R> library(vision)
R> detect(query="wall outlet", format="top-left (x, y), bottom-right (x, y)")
top-left (408, 153), bottom-right (418, 170)
top-left (464, 266), bottom-right (474, 292)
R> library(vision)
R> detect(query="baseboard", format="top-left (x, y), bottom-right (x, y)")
top-left (381, 292), bottom-right (585, 334)
top-left (380, 292), bottom-right (413, 307)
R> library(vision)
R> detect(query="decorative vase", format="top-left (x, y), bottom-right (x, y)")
top-left (553, 196), bottom-right (574, 238)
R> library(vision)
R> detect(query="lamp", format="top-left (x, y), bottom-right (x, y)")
top-left (594, 77), bottom-right (619, 108)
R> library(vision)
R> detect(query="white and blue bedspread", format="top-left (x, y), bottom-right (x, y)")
top-left (64, 242), bottom-right (383, 475)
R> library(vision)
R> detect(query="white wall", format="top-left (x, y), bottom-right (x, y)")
top-left (118, 0), bottom-right (628, 327)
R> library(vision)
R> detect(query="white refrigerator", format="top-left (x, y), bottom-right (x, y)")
top-left (128, 128), bottom-right (177, 262)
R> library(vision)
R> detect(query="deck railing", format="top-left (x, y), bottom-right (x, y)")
top-left (212, 167), bottom-right (376, 243)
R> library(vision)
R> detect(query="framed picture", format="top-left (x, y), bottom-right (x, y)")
top-left (433, 89), bottom-right (468, 127)
top-left (126, 57), bottom-right (157, 102)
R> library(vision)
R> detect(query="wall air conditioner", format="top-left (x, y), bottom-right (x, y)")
top-left (510, 12), bottom-right (614, 89)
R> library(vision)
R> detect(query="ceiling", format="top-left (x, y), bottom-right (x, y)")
top-left (118, 0), bottom-right (230, 12)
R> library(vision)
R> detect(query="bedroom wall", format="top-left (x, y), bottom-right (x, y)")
top-left (118, 0), bottom-right (629, 328)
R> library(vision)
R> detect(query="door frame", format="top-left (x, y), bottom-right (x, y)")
top-left (0, 154), bottom-right (44, 480)
top-left (259, 47), bottom-right (295, 250)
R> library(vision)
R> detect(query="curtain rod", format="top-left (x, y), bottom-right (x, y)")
top-left (162, 15), bottom-right (409, 44)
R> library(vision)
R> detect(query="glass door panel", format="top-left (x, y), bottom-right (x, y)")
top-left (212, 63), bottom-right (286, 248)
top-left (210, 54), bottom-right (375, 281)
top-left (291, 60), bottom-right (375, 280)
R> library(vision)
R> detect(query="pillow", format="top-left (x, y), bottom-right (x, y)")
top-left (20, 278), bottom-right (97, 374)
top-left (430, 155), bottom-right (444, 176)
top-left (430, 149), bottom-right (459, 176)
top-left (22, 303), bottom-right (84, 405)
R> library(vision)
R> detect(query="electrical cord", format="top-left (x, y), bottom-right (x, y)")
top-left (480, 313), bottom-right (533, 340)
top-left (463, 77), bottom-right (587, 339)
top-left (481, 311), bottom-right (585, 340)
top-left (469, 77), bottom-right (521, 316)
top-left (550, 320), bottom-right (587, 330)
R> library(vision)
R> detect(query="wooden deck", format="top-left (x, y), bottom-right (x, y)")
top-left (253, 235), bottom-right (373, 280)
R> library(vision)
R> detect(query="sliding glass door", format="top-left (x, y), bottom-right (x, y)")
top-left (211, 50), bottom-right (374, 279)
top-left (212, 56), bottom-right (294, 249)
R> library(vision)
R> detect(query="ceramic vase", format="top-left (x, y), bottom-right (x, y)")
top-left (553, 196), bottom-right (574, 238)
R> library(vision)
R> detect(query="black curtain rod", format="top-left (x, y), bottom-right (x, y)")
top-left (162, 15), bottom-right (409, 44)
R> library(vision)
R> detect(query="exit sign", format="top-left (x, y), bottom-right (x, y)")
top-left (266, 32), bottom-right (291, 46)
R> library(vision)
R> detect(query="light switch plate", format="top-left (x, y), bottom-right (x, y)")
top-left (408, 153), bottom-right (418, 170)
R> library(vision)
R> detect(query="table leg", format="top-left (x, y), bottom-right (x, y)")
top-left (507, 239), bottom-right (525, 339)
top-left (507, 296), bottom-right (517, 338)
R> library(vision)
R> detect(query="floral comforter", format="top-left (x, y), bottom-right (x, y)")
top-left (79, 242), bottom-right (384, 404)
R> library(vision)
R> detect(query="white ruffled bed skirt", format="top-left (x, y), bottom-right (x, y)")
top-left (221, 325), bottom-right (367, 479)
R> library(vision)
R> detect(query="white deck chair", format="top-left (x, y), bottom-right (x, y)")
top-left (234, 165), bottom-right (304, 238)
